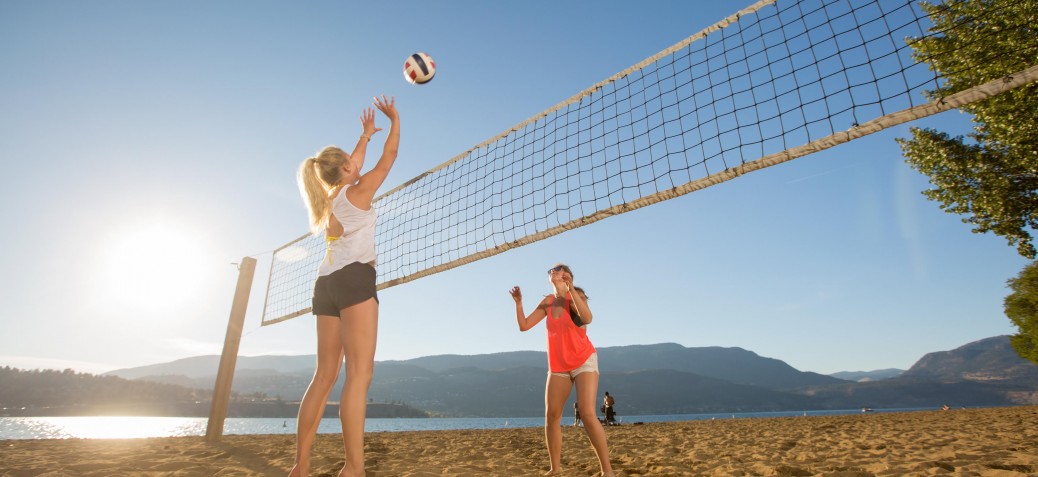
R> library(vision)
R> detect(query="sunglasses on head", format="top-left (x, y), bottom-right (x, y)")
top-left (547, 266), bottom-right (565, 274)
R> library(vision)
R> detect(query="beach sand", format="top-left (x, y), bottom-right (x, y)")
top-left (2, 406), bottom-right (1036, 476)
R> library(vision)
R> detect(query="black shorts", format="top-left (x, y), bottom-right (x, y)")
top-left (312, 262), bottom-right (378, 317)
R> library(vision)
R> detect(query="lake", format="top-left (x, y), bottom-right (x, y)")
top-left (0, 408), bottom-right (931, 440)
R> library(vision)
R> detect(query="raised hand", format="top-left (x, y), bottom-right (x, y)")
top-left (373, 95), bottom-right (398, 121)
top-left (360, 108), bottom-right (381, 137)
top-left (509, 286), bottom-right (523, 303)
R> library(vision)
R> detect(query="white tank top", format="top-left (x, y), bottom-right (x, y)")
top-left (318, 186), bottom-right (377, 277)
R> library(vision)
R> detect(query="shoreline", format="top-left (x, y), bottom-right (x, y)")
top-left (2, 406), bottom-right (1036, 476)
top-left (0, 407), bottom-right (939, 440)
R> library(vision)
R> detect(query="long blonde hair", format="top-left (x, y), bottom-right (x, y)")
top-left (297, 146), bottom-right (350, 233)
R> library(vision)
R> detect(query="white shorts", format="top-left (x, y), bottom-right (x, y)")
top-left (549, 352), bottom-right (599, 380)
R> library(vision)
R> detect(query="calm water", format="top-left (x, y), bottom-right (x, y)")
top-left (0, 408), bottom-right (931, 440)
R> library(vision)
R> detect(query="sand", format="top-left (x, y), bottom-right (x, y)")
top-left (2, 406), bottom-right (1036, 476)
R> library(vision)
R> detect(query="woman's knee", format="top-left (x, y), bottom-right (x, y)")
top-left (545, 405), bottom-right (565, 422)
top-left (344, 361), bottom-right (374, 386)
top-left (309, 366), bottom-right (340, 389)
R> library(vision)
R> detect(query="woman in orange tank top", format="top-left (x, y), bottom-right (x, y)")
top-left (510, 263), bottom-right (615, 477)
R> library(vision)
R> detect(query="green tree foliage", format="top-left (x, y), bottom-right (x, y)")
top-left (896, 0), bottom-right (1038, 258)
top-left (1005, 261), bottom-right (1038, 364)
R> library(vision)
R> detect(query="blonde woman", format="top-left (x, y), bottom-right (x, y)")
top-left (291, 95), bottom-right (399, 477)
top-left (510, 265), bottom-right (615, 477)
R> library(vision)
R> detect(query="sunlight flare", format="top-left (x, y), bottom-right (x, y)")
top-left (93, 220), bottom-right (216, 310)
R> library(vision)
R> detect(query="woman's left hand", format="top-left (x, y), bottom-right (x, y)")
top-left (361, 108), bottom-right (382, 137)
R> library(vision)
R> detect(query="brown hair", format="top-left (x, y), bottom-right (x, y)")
top-left (552, 265), bottom-right (585, 325)
top-left (573, 286), bottom-right (588, 300)
top-left (551, 263), bottom-right (574, 280)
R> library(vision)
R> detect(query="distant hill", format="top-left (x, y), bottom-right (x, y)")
top-left (106, 355), bottom-right (318, 380)
top-left (1, 367), bottom-right (204, 409)
top-left (111, 343), bottom-right (844, 388)
top-left (106, 344), bottom-right (846, 416)
top-left (594, 369), bottom-right (815, 415)
top-left (793, 378), bottom-right (1026, 409)
top-left (829, 368), bottom-right (904, 382)
top-left (796, 336), bottom-right (1038, 409)
top-left (103, 337), bottom-right (1038, 417)
top-left (381, 351), bottom-right (545, 373)
top-left (0, 366), bottom-right (428, 418)
top-left (379, 344), bottom-right (846, 390)
top-left (596, 343), bottom-right (843, 389)
top-left (900, 336), bottom-right (1038, 385)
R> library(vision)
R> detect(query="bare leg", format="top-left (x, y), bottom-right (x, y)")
top-left (575, 371), bottom-right (614, 477)
top-left (290, 316), bottom-right (343, 477)
top-left (337, 298), bottom-right (378, 477)
top-left (544, 374), bottom-right (573, 475)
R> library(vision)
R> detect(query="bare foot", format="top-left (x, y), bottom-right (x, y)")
top-left (544, 469), bottom-right (563, 476)
top-left (337, 466), bottom-right (365, 477)
top-left (288, 462), bottom-right (308, 477)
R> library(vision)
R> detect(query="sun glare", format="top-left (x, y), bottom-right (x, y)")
top-left (34, 416), bottom-right (203, 439)
top-left (95, 221), bottom-right (215, 309)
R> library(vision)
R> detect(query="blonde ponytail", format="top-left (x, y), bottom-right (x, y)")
top-left (297, 146), bottom-right (350, 233)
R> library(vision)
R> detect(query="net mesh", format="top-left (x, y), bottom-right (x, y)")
top-left (262, 0), bottom-right (1038, 325)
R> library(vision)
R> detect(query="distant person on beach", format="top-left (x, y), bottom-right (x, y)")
top-left (574, 400), bottom-right (582, 427)
top-left (291, 95), bottom-right (400, 477)
top-left (604, 391), bottom-right (616, 425)
top-left (510, 266), bottom-right (615, 477)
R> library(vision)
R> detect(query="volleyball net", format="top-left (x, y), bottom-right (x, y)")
top-left (261, 0), bottom-right (1038, 325)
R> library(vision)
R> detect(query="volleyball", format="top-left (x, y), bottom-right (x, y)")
top-left (403, 52), bottom-right (436, 85)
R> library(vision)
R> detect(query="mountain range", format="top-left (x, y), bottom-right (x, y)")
top-left (106, 335), bottom-right (1038, 417)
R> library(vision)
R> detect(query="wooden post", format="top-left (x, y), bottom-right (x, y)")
top-left (205, 256), bottom-right (257, 443)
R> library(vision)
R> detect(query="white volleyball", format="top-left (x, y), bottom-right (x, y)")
top-left (403, 52), bottom-right (436, 85)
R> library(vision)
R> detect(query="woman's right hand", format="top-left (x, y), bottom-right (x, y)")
top-left (509, 286), bottom-right (522, 303)
top-left (373, 95), bottom-right (398, 121)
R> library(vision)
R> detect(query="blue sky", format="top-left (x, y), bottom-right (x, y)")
top-left (0, 0), bottom-right (1025, 377)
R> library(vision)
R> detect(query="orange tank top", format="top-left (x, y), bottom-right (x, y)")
top-left (544, 294), bottom-right (596, 373)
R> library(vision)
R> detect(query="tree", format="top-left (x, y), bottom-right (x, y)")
top-left (1004, 261), bottom-right (1038, 364)
top-left (896, 0), bottom-right (1038, 258)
